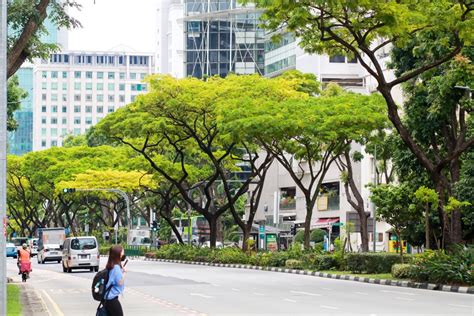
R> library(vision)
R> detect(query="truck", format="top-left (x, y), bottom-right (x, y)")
top-left (127, 229), bottom-right (151, 246)
top-left (37, 227), bottom-right (66, 264)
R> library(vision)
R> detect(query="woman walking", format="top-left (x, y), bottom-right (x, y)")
top-left (104, 245), bottom-right (127, 316)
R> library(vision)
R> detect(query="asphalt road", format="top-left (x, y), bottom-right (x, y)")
top-left (6, 257), bottom-right (474, 316)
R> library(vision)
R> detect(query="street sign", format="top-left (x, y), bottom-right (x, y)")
top-left (332, 222), bottom-right (344, 227)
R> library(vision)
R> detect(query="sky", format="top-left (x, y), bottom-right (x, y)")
top-left (67, 0), bottom-right (158, 52)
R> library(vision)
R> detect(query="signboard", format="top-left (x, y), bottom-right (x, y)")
top-left (266, 234), bottom-right (278, 252)
top-left (317, 196), bottom-right (328, 211)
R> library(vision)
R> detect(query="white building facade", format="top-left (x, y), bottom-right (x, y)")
top-left (32, 51), bottom-right (154, 150)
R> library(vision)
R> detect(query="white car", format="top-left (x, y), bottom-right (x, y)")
top-left (37, 244), bottom-right (62, 264)
top-left (202, 241), bottom-right (223, 248)
top-left (62, 237), bottom-right (100, 273)
top-left (29, 238), bottom-right (39, 257)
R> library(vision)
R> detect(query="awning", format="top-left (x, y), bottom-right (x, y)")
top-left (312, 218), bottom-right (339, 228)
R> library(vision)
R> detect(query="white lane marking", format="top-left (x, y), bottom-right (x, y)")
top-left (290, 290), bottom-right (321, 296)
top-left (354, 291), bottom-right (369, 295)
top-left (320, 305), bottom-right (339, 310)
top-left (448, 304), bottom-right (472, 308)
top-left (320, 287), bottom-right (333, 291)
top-left (232, 288), bottom-right (240, 292)
top-left (381, 290), bottom-right (417, 296)
top-left (211, 283), bottom-right (220, 287)
top-left (41, 289), bottom-right (64, 316)
top-left (253, 292), bottom-right (265, 296)
top-left (395, 297), bottom-right (415, 301)
top-left (190, 293), bottom-right (214, 299)
top-left (35, 289), bottom-right (52, 316)
top-left (284, 299), bottom-right (297, 303)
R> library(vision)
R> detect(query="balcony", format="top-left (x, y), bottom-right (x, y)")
top-left (279, 197), bottom-right (296, 211)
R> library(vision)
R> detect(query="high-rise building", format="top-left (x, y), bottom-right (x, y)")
top-left (32, 51), bottom-right (154, 150)
top-left (157, 0), bottom-right (265, 78)
top-left (8, 18), bottom-right (69, 155)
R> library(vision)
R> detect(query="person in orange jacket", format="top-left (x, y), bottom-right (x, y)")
top-left (17, 243), bottom-right (31, 275)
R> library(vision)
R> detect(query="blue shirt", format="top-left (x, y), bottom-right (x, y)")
top-left (106, 264), bottom-right (125, 300)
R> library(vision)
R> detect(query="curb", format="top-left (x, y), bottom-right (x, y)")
top-left (144, 258), bottom-right (474, 295)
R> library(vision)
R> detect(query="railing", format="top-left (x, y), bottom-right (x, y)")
top-left (124, 245), bottom-right (149, 257)
top-left (279, 201), bottom-right (296, 210)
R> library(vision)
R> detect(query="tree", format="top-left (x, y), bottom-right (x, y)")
top-left (247, 0), bottom-right (474, 247)
top-left (7, 0), bottom-right (81, 79)
top-left (7, 76), bottom-right (28, 131)
top-left (222, 84), bottom-right (386, 249)
top-left (455, 150), bottom-right (474, 240)
top-left (413, 186), bottom-right (438, 249)
top-left (371, 184), bottom-right (420, 262)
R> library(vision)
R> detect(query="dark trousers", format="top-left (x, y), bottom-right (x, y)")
top-left (105, 297), bottom-right (123, 316)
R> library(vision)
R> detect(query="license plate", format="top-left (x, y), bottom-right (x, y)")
top-left (80, 254), bottom-right (89, 259)
top-left (50, 252), bottom-right (57, 255)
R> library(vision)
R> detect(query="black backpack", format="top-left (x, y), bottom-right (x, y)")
top-left (92, 269), bottom-right (111, 301)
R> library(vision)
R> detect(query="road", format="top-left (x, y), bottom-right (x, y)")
top-left (6, 257), bottom-right (474, 316)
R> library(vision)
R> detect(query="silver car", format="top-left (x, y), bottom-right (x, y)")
top-left (62, 237), bottom-right (100, 273)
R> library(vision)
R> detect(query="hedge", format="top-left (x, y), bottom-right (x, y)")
top-left (345, 253), bottom-right (411, 274)
top-left (391, 264), bottom-right (414, 279)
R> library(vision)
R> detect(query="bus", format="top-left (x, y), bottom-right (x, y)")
top-left (173, 215), bottom-right (210, 244)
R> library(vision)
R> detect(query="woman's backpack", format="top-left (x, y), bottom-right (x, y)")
top-left (91, 269), bottom-right (110, 301)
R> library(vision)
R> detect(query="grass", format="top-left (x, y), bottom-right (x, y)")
top-left (7, 284), bottom-right (22, 316)
top-left (319, 270), bottom-right (400, 280)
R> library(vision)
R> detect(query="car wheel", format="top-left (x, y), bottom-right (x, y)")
top-left (67, 267), bottom-right (72, 273)
top-left (62, 264), bottom-right (67, 273)
top-left (57, 260), bottom-right (61, 263)
top-left (94, 266), bottom-right (99, 272)
top-left (90, 268), bottom-right (94, 272)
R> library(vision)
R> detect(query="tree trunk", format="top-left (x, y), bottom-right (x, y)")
top-left (209, 216), bottom-right (218, 248)
top-left (435, 179), bottom-right (451, 249)
top-left (450, 159), bottom-right (463, 243)
top-left (303, 199), bottom-right (313, 250)
top-left (397, 230), bottom-right (404, 264)
top-left (359, 212), bottom-right (369, 252)
top-left (424, 204), bottom-right (430, 250)
top-left (242, 225), bottom-right (251, 252)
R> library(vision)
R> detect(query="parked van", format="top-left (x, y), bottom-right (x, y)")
top-left (62, 236), bottom-right (100, 273)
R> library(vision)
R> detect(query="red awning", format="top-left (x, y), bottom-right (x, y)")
top-left (313, 218), bottom-right (339, 228)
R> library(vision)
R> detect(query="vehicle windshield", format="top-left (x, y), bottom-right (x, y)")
top-left (71, 238), bottom-right (97, 250)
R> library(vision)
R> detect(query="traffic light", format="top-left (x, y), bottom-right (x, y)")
top-left (63, 188), bottom-right (76, 193)
top-left (152, 220), bottom-right (159, 232)
top-left (291, 224), bottom-right (297, 236)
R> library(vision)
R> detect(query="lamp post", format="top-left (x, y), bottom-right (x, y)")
top-left (0, 0), bottom-right (7, 313)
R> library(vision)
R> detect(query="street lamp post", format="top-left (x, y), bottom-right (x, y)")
top-left (0, 0), bottom-right (7, 313)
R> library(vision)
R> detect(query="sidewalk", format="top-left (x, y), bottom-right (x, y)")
top-left (18, 283), bottom-right (50, 316)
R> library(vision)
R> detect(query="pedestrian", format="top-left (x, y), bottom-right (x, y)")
top-left (17, 243), bottom-right (31, 275)
top-left (104, 245), bottom-right (127, 316)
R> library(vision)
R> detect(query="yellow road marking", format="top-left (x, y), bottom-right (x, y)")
top-left (41, 289), bottom-right (65, 316)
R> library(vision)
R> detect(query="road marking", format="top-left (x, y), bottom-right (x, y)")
top-left (320, 287), bottom-right (333, 291)
top-left (232, 288), bottom-right (241, 292)
top-left (381, 290), bottom-right (417, 296)
top-left (284, 299), bottom-right (297, 303)
top-left (354, 291), bottom-right (369, 295)
top-left (448, 304), bottom-right (472, 308)
top-left (253, 292), bottom-right (265, 296)
top-left (190, 293), bottom-right (214, 299)
top-left (290, 290), bottom-right (321, 296)
top-left (41, 289), bottom-right (64, 316)
top-left (34, 289), bottom-right (52, 316)
top-left (320, 305), bottom-right (339, 310)
top-left (395, 297), bottom-right (415, 301)
top-left (211, 283), bottom-right (220, 287)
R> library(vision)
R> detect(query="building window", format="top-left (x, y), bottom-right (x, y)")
top-left (62, 117), bottom-right (67, 124)
top-left (96, 117), bottom-right (103, 123)
top-left (42, 71), bottom-right (47, 78)
top-left (131, 95), bottom-right (136, 102)
top-left (108, 83), bottom-right (115, 91)
top-left (85, 94), bottom-right (92, 102)
top-left (62, 71), bottom-right (68, 79)
top-left (108, 72), bottom-right (115, 79)
top-left (51, 82), bottom-right (58, 90)
top-left (85, 117), bottom-right (93, 125)
top-left (119, 95), bottom-right (125, 102)
top-left (348, 57), bottom-right (358, 63)
top-left (61, 128), bottom-right (67, 136)
top-left (51, 128), bottom-right (58, 137)
top-left (62, 95), bottom-right (67, 102)
top-left (62, 83), bottom-right (67, 90)
top-left (51, 94), bottom-right (58, 101)
top-left (41, 140), bottom-right (46, 147)
top-left (118, 56), bottom-right (125, 65)
top-left (108, 95), bottom-right (115, 102)
top-left (74, 117), bottom-right (81, 124)
top-left (74, 105), bottom-right (81, 113)
top-left (329, 55), bottom-right (346, 63)
top-left (74, 82), bottom-right (81, 90)
top-left (42, 94), bottom-right (47, 101)
top-left (51, 106), bottom-right (58, 113)
top-left (97, 94), bottom-right (104, 102)
top-left (74, 71), bottom-right (81, 79)
top-left (86, 83), bottom-right (93, 90)
top-left (51, 117), bottom-right (58, 125)
top-left (42, 82), bottom-right (47, 90)
top-left (108, 106), bottom-right (115, 113)
top-left (41, 128), bottom-right (47, 137)
top-left (74, 94), bottom-right (81, 101)
top-left (97, 83), bottom-right (103, 91)
top-left (319, 182), bottom-right (340, 211)
top-left (51, 71), bottom-right (58, 79)
top-left (130, 73), bottom-right (136, 80)
top-left (119, 84), bottom-right (125, 91)
top-left (41, 117), bottom-right (47, 124)
top-left (51, 140), bottom-right (58, 147)
top-left (280, 187), bottom-right (296, 210)
top-left (97, 106), bottom-right (103, 113)
top-left (97, 72), bottom-right (104, 79)
top-left (73, 128), bottom-right (81, 136)
top-left (119, 72), bottom-right (125, 80)
top-left (140, 73), bottom-right (146, 80)
top-left (85, 106), bottom-right (92, 113)
top-left (62, 106), bottom-right (67, 113)
top-left (41, 106), bottom-right (47, 113)
top-left (86, 71), bottom-right (93, 79)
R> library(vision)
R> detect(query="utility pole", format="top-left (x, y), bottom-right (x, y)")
top-left (373, 145), bottom-right (378, 252)
top-left (0, 0), bottom-right (7, 313)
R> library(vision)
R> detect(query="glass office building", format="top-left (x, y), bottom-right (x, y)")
top-left (184, 0), bottom-right (265, 78)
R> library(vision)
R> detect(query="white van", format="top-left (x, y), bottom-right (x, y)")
top-left (61, 237), bottom-right (100, 273)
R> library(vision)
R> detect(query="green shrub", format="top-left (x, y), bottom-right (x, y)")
top-left (99, 245), bottom-right (110, 255)
top-left (391, 264), bottom-right (414, 279)
top-left (294, 231), bottom-right (305, 244)
top-left (313, 255), bottom-right (338, 271)
top-left (144, 252), bottom-right (156, 259)
top-left (410, 249), bottom-right (474, 285)
top-left (345, 253), bottom-right (409, 274)
top-left (285, 259), bottom-right (304, 269)
top-left (213, 247), bottom-right (249, 264)
top-left (310, 229), bottom-right (327, 243)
